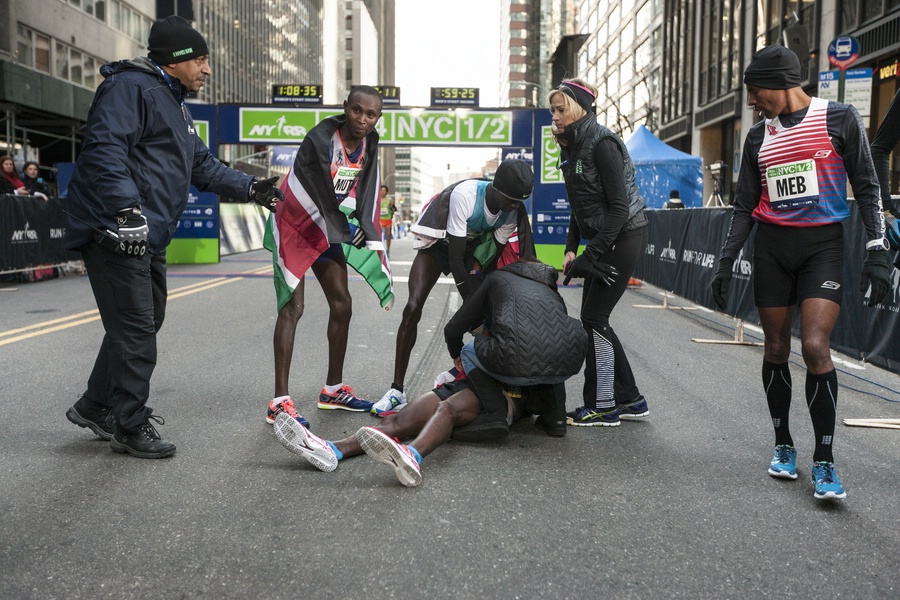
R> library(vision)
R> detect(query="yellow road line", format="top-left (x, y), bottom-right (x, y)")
top-left (0, 267), bottom-right (271, 347)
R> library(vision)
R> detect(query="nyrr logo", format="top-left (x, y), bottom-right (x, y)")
top-left (732, 249), bottom-right (752, 278)
top-left (240, 108), bottom-right (322, 142)
top-left (11, 221), bottom-right (39, 244)
top-left (659, 239), bottom-right (677, 262)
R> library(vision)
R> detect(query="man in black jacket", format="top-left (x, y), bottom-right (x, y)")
top-left (64, 16), bottom-right (283, 458)
top-left (273, 258), bottom-right (587, 487)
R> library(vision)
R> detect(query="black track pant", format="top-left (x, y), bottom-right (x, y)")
top-left (579, 227), bottom-right (645, 409)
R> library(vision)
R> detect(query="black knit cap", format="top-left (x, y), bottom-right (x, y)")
top-left (743, 45), bottom-right (802, 90)
top-left (492, 159), bottom-right (533, 201)
top-left (148, 16), bottom-right (209, 65)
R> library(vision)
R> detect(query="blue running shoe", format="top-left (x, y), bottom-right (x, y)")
top-left (318, 385), bottom-right (373, 412)
top-left (767, 445), bottom-right (798, 479)
top-left (811, 461), bottom-right (847, 500)
top-left (618, 396), bottom-right (649, 420)
top-left (566, 406), bottom-right (620, 427)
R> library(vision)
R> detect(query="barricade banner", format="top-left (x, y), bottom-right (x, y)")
top-left (1, 195), bottom-right (69, 271)
top-left (635, 207), bottom-right (900, 373)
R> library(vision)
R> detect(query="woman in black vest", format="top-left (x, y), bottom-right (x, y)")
top-left (549, 79), bottom-right (650, 427)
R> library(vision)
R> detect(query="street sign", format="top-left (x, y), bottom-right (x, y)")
top-left (817, 71), bottom-right (840, 101)
top-left (828, 36), bottom-right (859, 70)
top-left (844, 68), bottom-right (873, 125)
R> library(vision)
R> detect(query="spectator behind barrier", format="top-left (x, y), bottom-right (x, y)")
top-left (663, 189), bottom-right (685, 209)
top-left (21, 162), bottom-right (50, 200)
top-left (0, 155), bottom-right (28, 196)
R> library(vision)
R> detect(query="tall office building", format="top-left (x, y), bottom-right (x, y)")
top-left (504, 0), bottom-right (576, 108)
top-left (1, 0), bottom-right (326, 169)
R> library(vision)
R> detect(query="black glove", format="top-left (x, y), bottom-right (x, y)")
top-left (115, 207), bottom-right (148, 258)
top-left (859, 250), bottom-right (891, 306)
top-left (710, 257), bottom-right (734, 311)
top-left (347, 221), bottom-right (366, 249)
top-left (562, 253), bottom-right (618, 286)
top-left (249, 176), bottom-right (283, 212)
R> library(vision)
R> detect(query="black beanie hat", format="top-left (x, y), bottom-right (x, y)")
top-left (492, 159), bottom-right (534, 201)
top-left (743, 45), bottom-right (802, 90)
top-left (148, 16), bottom-right (209, 65)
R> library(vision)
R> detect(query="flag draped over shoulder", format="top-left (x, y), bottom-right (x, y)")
top-left (264, 169), bottom-right (394, 312)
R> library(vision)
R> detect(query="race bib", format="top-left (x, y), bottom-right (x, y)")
top-left (766, 159), bottom-right (819, 211)
top-left (333, 165), bottom-right (362, 200)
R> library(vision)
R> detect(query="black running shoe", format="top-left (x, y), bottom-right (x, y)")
top-left (110, 415), bottom-right (176, 458)
top-left (66, 397), bottom-right (115, 440)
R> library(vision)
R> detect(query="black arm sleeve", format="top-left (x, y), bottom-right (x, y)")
top-left (870, 88), bottom-right (900, 215)
top-left (720, 125), bottom-right (763, 260)
top-left (582, 138), bottom-right (631, 261)
top-left (829, 102), bottom-right (885, 244)
top-left (448, 234), bottom-right (474, 299)
top-left (565, 214), bottom-right (581, 255)
top-left (444, 277), bottom-right (492, 358)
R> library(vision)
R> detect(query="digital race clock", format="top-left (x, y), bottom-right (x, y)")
top-left (430, 87), bottom-right (480, 107)
top-left (271, 84), bottom-right (323, 105)
top-left (374, 85), bottom-right (401, 106)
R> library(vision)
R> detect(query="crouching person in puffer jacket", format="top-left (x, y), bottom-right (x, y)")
top-left (270, 257), bottom-right (587, 488)
top-left (448, 256), bottom-right (588, 439)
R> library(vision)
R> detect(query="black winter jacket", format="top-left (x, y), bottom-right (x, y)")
top-left (66, 57), bottom-right (254, 254)
top-left (444, 260), bottom-right (587, 379)
top-left (561, 113), bottom-right (647, 261)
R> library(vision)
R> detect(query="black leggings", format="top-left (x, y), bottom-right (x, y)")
top-left (580, 226), bottom-right (645, 409)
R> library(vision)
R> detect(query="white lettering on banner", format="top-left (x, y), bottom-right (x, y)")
top-left (50, 228), bottom-right (65, 239)
top-left (660, 239), bottom-right (677, 261)
top-left (434, 116), bottom-right (454, 139)
top-left (249, 124), bottom-right (277, 136)
top-left (645, 243), bottom-right (655, 255)
top-left (681, 248), bottom-right (716, 268)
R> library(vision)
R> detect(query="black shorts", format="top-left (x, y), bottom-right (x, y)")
top-left (753, 221), bottom-right (844, 307)
top-left (416, 237), bottom-right (487, 275)
top-left (433, 374), bottom-right (508, 416)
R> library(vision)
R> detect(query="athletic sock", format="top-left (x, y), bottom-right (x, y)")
top-left (323, 383), bottom-right (343, 395)
top-left (806, 369), bottom-right (838, 463)
top-left (327, 441), bottom-right (343, 461)
top-left (407, 445), bottom-right (423, 465)
top-left (762, 360), bottom-right (793, 447)
top-left (391, 382), bottom-right (404, 393)
top-left (272, 394), bottom-right (290, 404)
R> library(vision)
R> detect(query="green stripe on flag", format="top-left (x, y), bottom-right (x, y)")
top-left (264, 215), bottom-right (295, 312)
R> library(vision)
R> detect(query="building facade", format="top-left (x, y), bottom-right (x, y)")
top-left (570, 0), bottom-right (900, 205)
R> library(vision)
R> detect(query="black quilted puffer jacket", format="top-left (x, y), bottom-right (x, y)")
top-left (444, 260), bottom-right (588, 379)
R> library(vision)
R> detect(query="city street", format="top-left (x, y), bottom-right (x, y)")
top-left (1, 234), bottom-right (898, 599)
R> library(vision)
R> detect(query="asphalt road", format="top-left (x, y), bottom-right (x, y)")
top-left (2, 234), bottom-right (898, 599)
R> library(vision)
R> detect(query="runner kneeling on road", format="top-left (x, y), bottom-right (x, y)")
top-left (273, 258), bottom-right (587, 487)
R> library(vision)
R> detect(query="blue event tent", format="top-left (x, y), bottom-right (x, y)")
top-left (625, 124), bottom-right (703, 208)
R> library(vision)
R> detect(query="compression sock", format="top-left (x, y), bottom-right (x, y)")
top-left (327, 441), bottom-right (343, 461)
top-left (392, 382), bottom-right (404, 393)
top-left (407, 445), bottom-right (423, 464)
top-left (806, 369), bottom-right (838, 463)
top-left (762, 360), bottom-right (793, 447)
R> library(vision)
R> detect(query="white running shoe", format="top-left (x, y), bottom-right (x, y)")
top-left (273, 412), bottom-right (338, 472)
top-left (370, 388), bottom-right (407, 417)
top-left (355, 426), bottom-right (422, 487)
